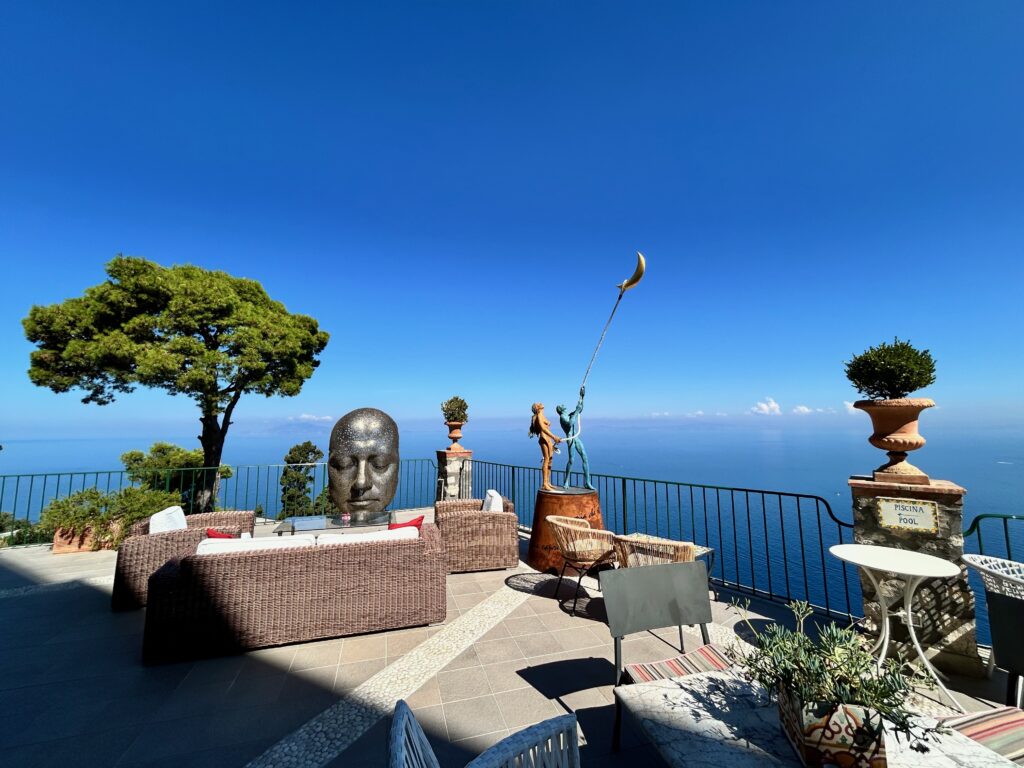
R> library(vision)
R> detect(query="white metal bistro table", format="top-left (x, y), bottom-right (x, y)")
top-left (830, 543), bottom-right (965, 713)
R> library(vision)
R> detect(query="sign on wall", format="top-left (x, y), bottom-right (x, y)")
top-left (876, 497), bottom-right (939, 533)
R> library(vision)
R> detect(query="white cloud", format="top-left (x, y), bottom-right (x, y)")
top-left (649, 411), bottom-right (671, 418)
top-left (750, 397), bottom-right (781, 416)
top-left (792, 405), bottom-right (813, 415)
top-left (843, 401), bottom-right (857, 415)
top-left (715, 412), bottom-right (728, 417)
top-left (289, 414), bottom-right (333, 423)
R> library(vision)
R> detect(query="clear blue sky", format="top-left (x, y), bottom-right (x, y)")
top-left (1, 2), bottom-right (1022, 440)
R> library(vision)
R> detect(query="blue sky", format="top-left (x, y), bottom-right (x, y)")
top-left (1, 2), bottom-right (1022, 440)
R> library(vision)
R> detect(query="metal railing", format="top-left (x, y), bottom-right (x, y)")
top-left (467, 459), bottom-right (859, 622)
top-left (964, 513), bottom-right (1024, 561)
top-left (0, 459), bottom-right (437, 525)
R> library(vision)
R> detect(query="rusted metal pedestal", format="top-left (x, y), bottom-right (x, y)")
top-left (527, 487), bottom-right (603, 574)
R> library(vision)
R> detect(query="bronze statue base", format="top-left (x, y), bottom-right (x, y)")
top-left (527, 487), bottom-right (603, 574)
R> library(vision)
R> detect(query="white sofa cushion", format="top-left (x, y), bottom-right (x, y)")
top-left (483, 490), bottom-right (503, 512)
top-left (317, 527), bottom-right (419, 546)
top-left (195, 535), bottom-right (317, 556)
top-left (149, 506), bottom-right (187, 534)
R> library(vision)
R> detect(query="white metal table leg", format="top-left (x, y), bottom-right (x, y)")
top-left (903, 575), bottom-right (966, 714)
top-left (862, 567), bottom-right (891, 666)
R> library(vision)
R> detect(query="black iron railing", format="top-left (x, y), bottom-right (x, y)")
top-left (467, 459), bottom-right (858, 622)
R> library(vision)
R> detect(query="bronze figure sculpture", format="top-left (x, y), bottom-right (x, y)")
top-left (528, 402), bottom-right (562, 491)
top-left (556, 386), bottom-right (594, 490)
top-left (328, 407), bottom-right (399, 523)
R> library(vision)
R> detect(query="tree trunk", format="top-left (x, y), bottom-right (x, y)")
top-left (195, 413), bottom-right (227, 514)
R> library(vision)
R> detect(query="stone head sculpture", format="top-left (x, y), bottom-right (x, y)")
top-left (328, 408), bottom-right (399, 523)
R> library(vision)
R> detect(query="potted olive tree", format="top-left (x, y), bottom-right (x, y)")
top-left (733, 601), bottom-right (935, 767)
top-left (440, 395), bottom-right (469, 451)
top-left (845, 338), bottom-right (936, 484)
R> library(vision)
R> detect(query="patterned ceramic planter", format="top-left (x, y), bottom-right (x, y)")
top-left (777, 685), bottom-right (886, 768)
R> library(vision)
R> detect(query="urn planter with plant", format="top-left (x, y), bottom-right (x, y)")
top-left (41, 487), bottom-right (180, 553)
top-left (440, 396), bottom-right (469, 451)
top-left (845, 338), bottom-right (936, 484)
top-left (733, 600), bottom-right (936, 768)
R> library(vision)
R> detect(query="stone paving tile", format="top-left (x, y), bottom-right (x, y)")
top-left (439, 666), bottom-right (491, 703)
top-left (481, 658), bottom-right (533, 693)
top-left (335, 658), bottom-right (386, 694)
top-left (450, 728), bottom-right (511, 757)
top-left (442, 645), bottom-right (480, 671)
top-left (386, 627), bottom-right (432, 657)
top-left (550, 626), bottom-right (607, 653)
top-left (480, 622), bottom-right (511, 641)
top-left (339, 633), bottom-right (387, 663)
top-left (405, 676), bottom-right (441, 710)
top-left (502, 615), bottom-right (540, 636)
top-left (291, 639), bottom-right (344, 671)
top-left (450, 580), bottom-right (484, 595)
top-left (505, 602), bottom-right (537, 620)
top-left (454, 592), bottom-right (487, 610)
top-left (513, 630), bottom-right (559, 658)
top-left (3, 725), bottom-right (143, 768)
top-left (442, 694), bottom-right (506, 740)
top-left (493, 685), bottom-right (561, 728)
top-left (474, 636), bottom-right (525, 665)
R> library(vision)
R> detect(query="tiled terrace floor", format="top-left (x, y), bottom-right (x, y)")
top-left (0, 522), bottom-right (1010, 768)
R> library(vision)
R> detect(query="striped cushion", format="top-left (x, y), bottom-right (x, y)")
top-left (624, 643), bottom-right (731, 683)
top-left (943, 706), bottom-right (1024, 764)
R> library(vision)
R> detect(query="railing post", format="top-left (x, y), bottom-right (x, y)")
top-left (510, 466), bottom-right (517, 510)
top-left (621, 477), bottom-right (628, 533)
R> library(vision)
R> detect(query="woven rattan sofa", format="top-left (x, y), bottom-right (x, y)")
top-left (111, 510), bottom-right (256, 611)
top-left (434, 498), bottom-right (518, 573)
top-left (142, 522), bottom-right (447, 663)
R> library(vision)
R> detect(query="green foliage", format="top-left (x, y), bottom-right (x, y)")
top-left (22, 256), bottom-right (330, 487)
top-left (0, 512), bottom-right (48, 547)
top-left (441, 395), bottom-right (469, 423)
top-left (279, 441), bottom-right (324, 518)
top-left (38, 487), bottom-right (180, 550)
top-left (732, 600), bottom-right (937, 748)
top-left (253, 503), bottom-right (264, 518)
top-left (845, 338), bottom-right (936, 400)
top-left (313, 486), bottom-right (337, 516)
top-left (121, 442), bottom-right (232, 511)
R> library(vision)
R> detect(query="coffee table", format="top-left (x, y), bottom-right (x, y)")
top-left (830, 543), bottom-right (964, 712)
top-left (615, 669), bottom-right (1013, 767)
top-left (273, 512), bottom-right (394, 536)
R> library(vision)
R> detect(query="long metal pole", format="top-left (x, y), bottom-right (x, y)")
top-left (580, 288), bottom-right (625, 390)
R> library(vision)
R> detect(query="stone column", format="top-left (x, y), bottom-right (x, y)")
top-left (436, 449), bottom-right (472, 501)
top-left (849, 475), bottom-right (985, 677)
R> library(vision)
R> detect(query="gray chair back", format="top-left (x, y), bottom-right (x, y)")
top-left (601, 561), bottom-right (713, 683)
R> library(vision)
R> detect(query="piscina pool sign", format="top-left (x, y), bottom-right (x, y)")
top-left (876, 497), bottom-right (939, 533)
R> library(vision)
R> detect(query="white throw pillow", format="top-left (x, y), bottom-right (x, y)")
top-left (483, 490), bottom-right (503, 512)
top-left (195, 535), bottom-right (316, 556)
top-left (317, 527), bottom-right (419, 546)
top-left (149, 506), bottom-right (187, 534)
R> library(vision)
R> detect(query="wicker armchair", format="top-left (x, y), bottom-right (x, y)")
top-left (434, 498), bottom-right (518, 573)
top-left (389, 699), bottom-right (580, 768)
top-left (111, 510), bottom-right (255, 612)
top-left (546, 515), bottom-right (616, 615)
top-left (963, 553), bottom-right (1024, 706)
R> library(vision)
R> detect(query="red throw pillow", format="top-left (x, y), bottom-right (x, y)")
top-left (388, 515), bottom-right (424, 531)
top-left (205, 527), bottom-right (235, 539)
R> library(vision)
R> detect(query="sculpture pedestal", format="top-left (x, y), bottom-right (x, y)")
top-left (527, 488), bottom-right (603, 574)
top-left (436, 449), bottom-right (472, 501)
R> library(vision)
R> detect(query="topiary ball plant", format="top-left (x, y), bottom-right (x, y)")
top-left (845, 338), bottom-right (936, 401)
top-left (441, 395), bottom-right (469, 423)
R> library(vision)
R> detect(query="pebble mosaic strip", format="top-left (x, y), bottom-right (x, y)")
top-left (247, 571), bottom-right (533, 768)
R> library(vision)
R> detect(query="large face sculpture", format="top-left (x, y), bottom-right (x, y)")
top-left (328, 408), bottom-right (400, 523)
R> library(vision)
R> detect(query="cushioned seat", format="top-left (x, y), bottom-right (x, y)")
top-left (624, 643), bottom-right (732, 684)
top-left (942, 706), bottom-right (1024, 765)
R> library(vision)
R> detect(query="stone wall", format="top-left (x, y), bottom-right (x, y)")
top-left (436, 449), bottom-right (472, 501)
top-left (850, 476), bottom-right (985, 677)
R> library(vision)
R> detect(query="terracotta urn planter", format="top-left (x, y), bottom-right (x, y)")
top-left (444, 420), bottom-right (466, 452)
top-left (777, 686), bottom-right (886, 768)
top-left (854, 398), bottom-right (934, 485)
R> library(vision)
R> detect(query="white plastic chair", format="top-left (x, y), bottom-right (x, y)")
top-left (389, 700), bottom-right (580, 768)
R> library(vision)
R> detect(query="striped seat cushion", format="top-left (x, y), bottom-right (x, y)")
top-left (942, 706), bottom-right (1024, 764)
top-left (624, 643), bottom-right (731, 683)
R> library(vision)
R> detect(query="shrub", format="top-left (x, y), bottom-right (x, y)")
top-left (121, 442), bottom-right (232, 512)
top-left (441, 396), bottom-right (469, 423)
top-left (38, 487), bottom-right (179, 550)
top-left (844, 338), bottom-right (936, 400)
top-left (280, 441), bottom-right (324, 518)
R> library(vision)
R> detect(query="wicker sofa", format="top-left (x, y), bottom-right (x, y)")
top-left (434, 498), bottom-right (519, 573)
top-left (111, 510), bottom-right (256, 612)
top-left (143, 522), bottom-right (447, 663)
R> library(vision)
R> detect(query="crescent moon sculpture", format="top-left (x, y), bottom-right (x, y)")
top-left (616, 251), bottom-right (646, 293)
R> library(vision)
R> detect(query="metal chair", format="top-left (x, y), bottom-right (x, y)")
top-left (389, 700), bottom-right (580, 768)
top-left (601, 560), bottom-right (731, 751)
top-left (546, 515), bottom-right (616, 615)
top-left (963, 553), bottom-right (1024, 706)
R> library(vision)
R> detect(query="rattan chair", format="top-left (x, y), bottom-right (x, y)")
top-left (963, 553), bottom-right (1024, 706)
top-left (546, 515), bottom-right (616, 615)
top-left (434, 498), bottom-right (518, 573)
top-left (389, 699), bottom-right (580, 768)
top-left (111, 510), bottom-right (255, 611)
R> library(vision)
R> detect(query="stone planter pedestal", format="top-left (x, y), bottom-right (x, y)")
top-left (436, 449), bottom-right (472, 501)
top-left (849, 475), bottom-right (985, 677)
